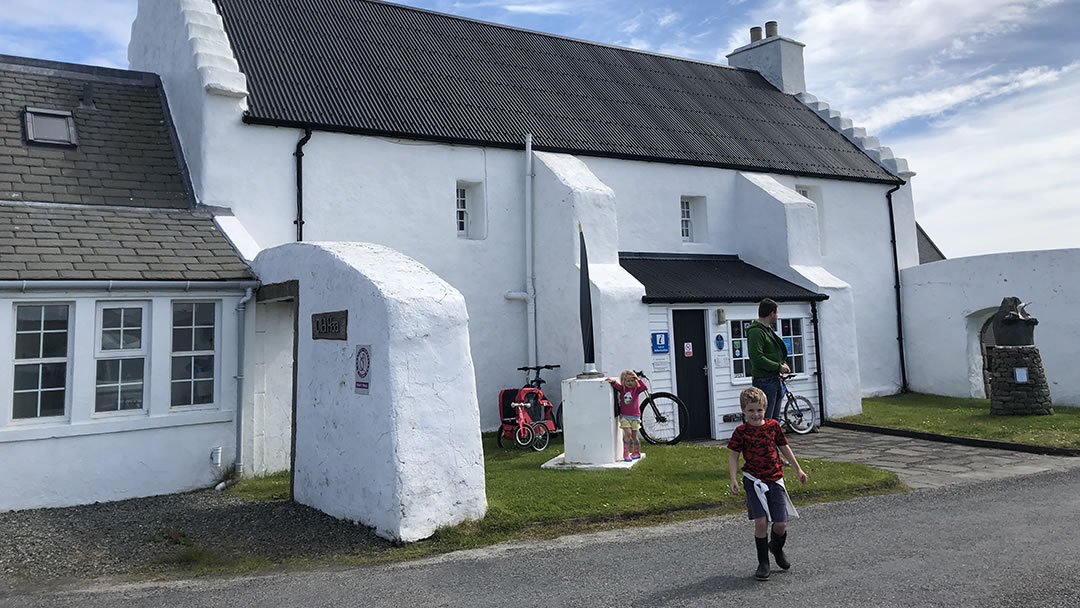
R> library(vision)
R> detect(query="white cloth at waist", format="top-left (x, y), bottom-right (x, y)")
top-left (743, 471), bottom-right (799, 522)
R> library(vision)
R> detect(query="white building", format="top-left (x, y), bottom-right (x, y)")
top-left (128, 0), bottom-right (922, 439)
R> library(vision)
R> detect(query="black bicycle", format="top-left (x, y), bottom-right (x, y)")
top-left (634, 370), bottom-right (689, 445)
top-left (779, 374), bottom-right (816, 434)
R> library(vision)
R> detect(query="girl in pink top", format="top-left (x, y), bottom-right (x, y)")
top-left (608, 370), bottom-right (648, 461)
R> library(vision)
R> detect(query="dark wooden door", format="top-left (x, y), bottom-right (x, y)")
top-left (673, 309), bottom-right (711, 440)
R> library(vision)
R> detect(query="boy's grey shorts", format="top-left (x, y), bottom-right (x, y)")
top-left (743, 477), bottom-right (789, 522)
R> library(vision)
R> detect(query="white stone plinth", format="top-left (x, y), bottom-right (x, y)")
top-left (561, 377), bottom-right (621, 465)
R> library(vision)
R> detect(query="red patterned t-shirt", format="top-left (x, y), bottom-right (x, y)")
top-left (727, 419), bottom-right (788, 482)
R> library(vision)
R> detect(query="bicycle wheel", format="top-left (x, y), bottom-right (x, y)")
top-left (514, 424), bottom-right (534, 448)
top-left (783, 394), bottom-right (816, 435)
top-left (496, 427), bottom-right (505, 448)
top-left (531, 423), bottom-right (550, 451)
top-left (639, 392), bottom-right (689, 445)
top-left (554, 402), bottom-right (563, 431)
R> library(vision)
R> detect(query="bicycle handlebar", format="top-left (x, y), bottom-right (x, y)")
top-left (517, 364), bottom-right (561, 371)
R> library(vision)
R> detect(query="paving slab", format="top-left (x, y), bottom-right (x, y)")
top-left (696, 426), bottom-right (1080, 489)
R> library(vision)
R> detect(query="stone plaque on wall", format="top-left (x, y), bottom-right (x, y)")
top-left (312, 310), bottom-right (348, 340)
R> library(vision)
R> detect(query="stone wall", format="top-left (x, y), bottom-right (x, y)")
top-left (987, 345), bottom-right (1053, 415)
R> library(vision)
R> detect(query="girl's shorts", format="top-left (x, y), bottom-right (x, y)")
top-left (618, 416), bottom-right (641, 430)
top-left (743, 477), bottom-right (789, 522)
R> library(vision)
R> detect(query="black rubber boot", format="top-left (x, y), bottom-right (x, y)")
top-left (754, 536), bottom-right (771, 580)
top-left (770, 530), bottom-right (791, 570)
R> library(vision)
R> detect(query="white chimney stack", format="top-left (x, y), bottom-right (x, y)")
top-left (726, 21), bottom-right (806, 95)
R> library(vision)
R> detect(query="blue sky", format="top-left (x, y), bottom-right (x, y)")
top-left (2, 0), bottom-right (1078, 258)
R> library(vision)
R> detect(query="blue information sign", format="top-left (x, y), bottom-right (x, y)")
top-left (651, 332), bottom-right (669, 354)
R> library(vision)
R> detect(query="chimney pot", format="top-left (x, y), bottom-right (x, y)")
top-left (765, 21), bottom-right (778, 37)
top-left (750, 27), bottom-right (762, 42)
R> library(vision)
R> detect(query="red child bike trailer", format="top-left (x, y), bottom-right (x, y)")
top-left (496, 365), bottom-right (560, 451)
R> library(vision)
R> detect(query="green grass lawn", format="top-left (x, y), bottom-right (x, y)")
top-left (842, 393), bottom-right (1080, 449)
top-left (229, 434), bottom-right (900, 562)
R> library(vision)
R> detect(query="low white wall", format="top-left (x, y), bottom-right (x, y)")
top-left (0, 422), bottom-right (233, 511)
top-left (902, 249), bottom-right (1080, 406)
top-left (253, 242), bottom-right (486, 542)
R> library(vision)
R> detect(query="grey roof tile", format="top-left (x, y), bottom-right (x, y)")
top-left (0, 201), bottom-right (253, 281)
top-left (0, 55), bottom-right (193, 209)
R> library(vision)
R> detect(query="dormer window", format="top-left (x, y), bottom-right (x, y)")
top-left (24, 107), bottom-right (78, 147)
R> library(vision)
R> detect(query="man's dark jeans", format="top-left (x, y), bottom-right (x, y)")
top-left (752, 375), bottom-right (783, 421)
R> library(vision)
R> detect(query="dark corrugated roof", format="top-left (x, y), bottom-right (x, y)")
top-left (0, 55), bottom-right (192, 209)
top-left (214, 0), bottom-right (899, 183)
top-left (0, 202), bottom-right (253, 281)
top-left (619, 252), bottom-right (825, 304)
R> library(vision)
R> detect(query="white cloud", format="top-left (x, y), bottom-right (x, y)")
top-left (502, 2), bottom-right (577, 15)
top-left (0, 0), bottom-right (134, 48)
top-left (857, 62), bottom-right (1079, 132)
top-left (892, 67), bottom-right (1080, 257)
top-left (658, 10), bottom-right (680, 27)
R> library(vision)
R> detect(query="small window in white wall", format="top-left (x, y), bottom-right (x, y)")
top-left (680, 196), bottom-right (706, 243)
top-left (455, 181), bottom-right (486, 239)
top-left (795, 185), bottom-right (825, 255)
top-left (170, 301), bottom-right (217, 407)
top-left (95, 303), bottom-right (149, 413)
top-left (12, 304), bottom-right (70, 419)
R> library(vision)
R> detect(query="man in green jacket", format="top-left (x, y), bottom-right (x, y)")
top-left (747, 298), bottom-right (790, 421)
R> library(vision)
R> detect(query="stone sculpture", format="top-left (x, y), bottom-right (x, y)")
top-left (987, 296), bottom-right (1052, 416)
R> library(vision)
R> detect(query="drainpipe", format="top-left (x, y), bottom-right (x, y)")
top-left (505, 134), bottom-right (538, 367)
top-left (294, 129), bottom-right (313, 241)
top-left (886, 183), bottom-right (909, 392)
top-left (810, 300), bottom-right (826, 422)
top-left (234, 288), bottom-right (254, 475)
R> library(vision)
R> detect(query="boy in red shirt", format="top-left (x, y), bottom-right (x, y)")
top-left (728, 386), bottom-right (808, 581)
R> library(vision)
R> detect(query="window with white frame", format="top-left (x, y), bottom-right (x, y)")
top-left (680, 196), bottom-right (707, 243)
top-left (95, 303), bottom-right (148, 413)
top-left (455, 181), bottom-right (486, 239)
top-left (729, 317), bottom-right (807, 379)
top-left (12, 304), bottom-right (70, 419)
top-left (170, 302), bottom-right (216, 407)
top-left (779, 317), bottom-right (805, 374)
top-left (456, 187), bottom-right (468, 236)
top-left (680, 199), bottom-right (693, 241)
top-left (729, 319), bottom-right (753, 379)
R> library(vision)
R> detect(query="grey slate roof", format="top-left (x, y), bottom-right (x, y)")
top-left (619, 252), bottom-right (825, 304)
top-left (916, 222), bottom-right (946, 264)
top-left (0, 202), bottom-right (253, 281)
top-left (0, 55), bottom-right (191, 209)
top-left (215, 0), bottom-right (900, 184)
top-left (0, 55), bottom-right (252, 282)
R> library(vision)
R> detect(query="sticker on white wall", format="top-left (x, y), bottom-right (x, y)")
top-left (652, 358), bottom-right (670, 372)
top-left (355, 345), bottom-right (371, 395)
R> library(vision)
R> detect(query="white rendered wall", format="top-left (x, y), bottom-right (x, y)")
top-left (253, 242), bottom-right (486, 542)
top-left (0, 289), bottom-right (245, 511)
top-left (902, 249), bottom-right (1080, 406)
